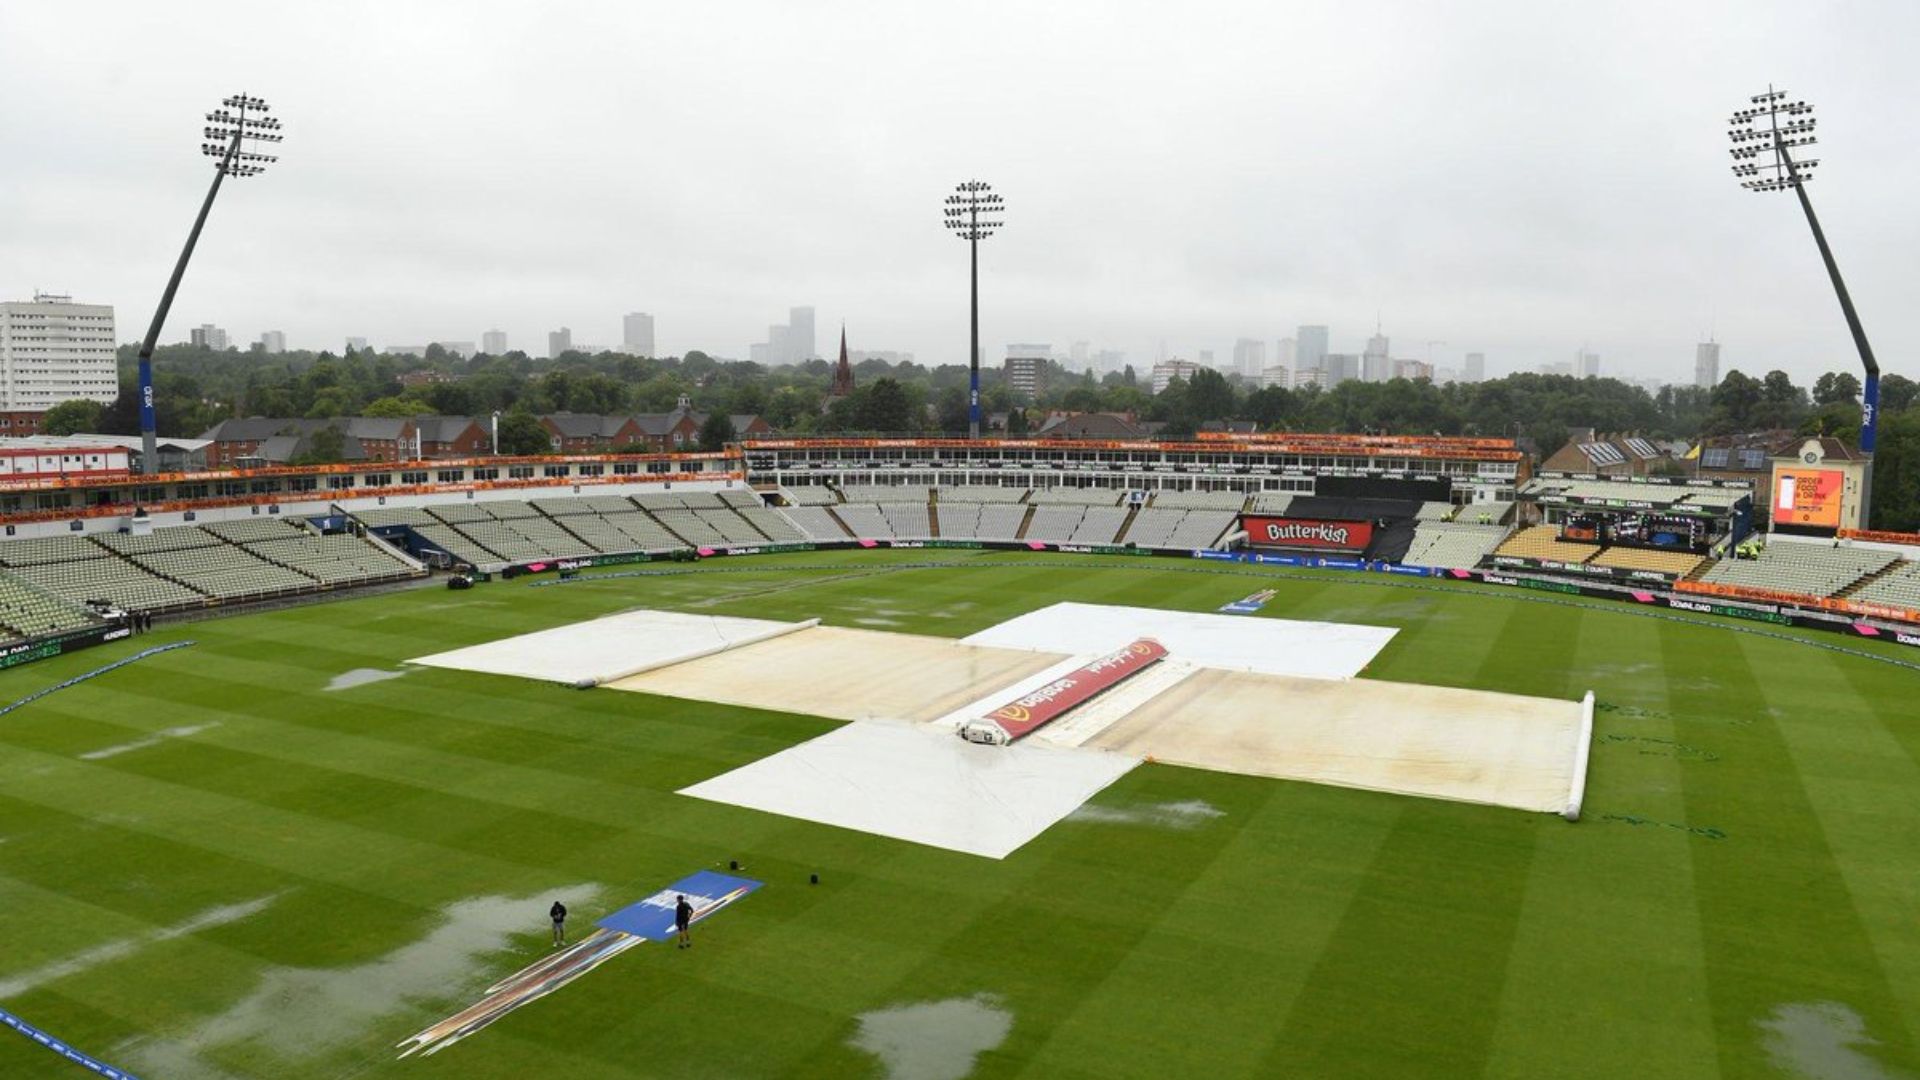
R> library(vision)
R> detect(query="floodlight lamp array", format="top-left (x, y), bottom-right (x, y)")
top-left (1726, 88), bottom-right (1817, 193)
top-left (942, 180), bottom-right (1005, 241)
top-left (201, 93), bottom-right (283, 177)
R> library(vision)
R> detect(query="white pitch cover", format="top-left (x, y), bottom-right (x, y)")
top-left (679, 723), bottom-right (1140, 859)
top-left (409, 610), bottom-right (812, 686)
top-left (962, 601), bottom-right (1395, 680)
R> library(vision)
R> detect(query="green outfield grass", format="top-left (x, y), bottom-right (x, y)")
top-left (1, 549), bottom-right (1916, 1079)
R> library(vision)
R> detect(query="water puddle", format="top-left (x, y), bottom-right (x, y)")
top-left (0, 893), bottom-right (280, 999)
top-left (324, 668), bottom-right (409, 692)
top-left (1758, 1001), bottom-right (1912, 1080)
top-left (1069, 799), bottom-right (1226, 829)
top-left (124, 884), bottom-right (598, 1078)
top-left (78, 722), bottom-right (220, 761)
top-left (850, 993), bottom-right (1013, 1080)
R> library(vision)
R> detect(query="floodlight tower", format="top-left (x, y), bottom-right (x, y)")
top-left (1728, 86), bottom-right (1878, 525)
top-left (133, 93), bottom-right (283, 473)
top-left (943, 180), bottom-right (1005, 438)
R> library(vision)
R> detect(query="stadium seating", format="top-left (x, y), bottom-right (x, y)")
top-left (780, 486), bottom-right (841, 506)
top-left (880, 502), bottom-right (933, 539)
top-left (1590, 546), bottom-right (1706, 578)
top-left (1699, 541), bottom-right (1897, 598)
top-left (95, 526), bottom-right (221, 557)
top-left (689, 508), bottom-right (766, 546)
top-left (1023, 506), bottom-right (1085, 542)
top-left (1400, 524), bottom-right (1509, 570)
top-left (935, 503), bottom-right (980, 539)
top-left (832, 504), bottom-right (894, 539)
top-left (413, 523), bottom-right (505, 565)
top-left (12, 554), bottom-right (205, 613)
top-left (428, 502), bottom-right (495, 525)
top-left (937, 486), bottom-right (1029, 503)
top-left (1168, 510), bottom-right (1237, 549)
top-left (1118, 507), bottom-right (1185, 548)
top-left (1028, 488), bottom-right (1122, 506)
top-left (349, 507), bottom-right (438, 529)
top-left (1150, 490), bottom-right (1248, 511)
top-left (736, 506), bottom-right (808, 543)
top-left (203, 518), bottom-right (311, 543)
top-left (1247, 492), bottom-right (1297, 514)
top-left (0, 534), bottom-right (107, 567)
top-left (1069, 506), bottom-right (1130, 544)
top-left (839, 484), bottom-right (933, 504)
top-left (718, 489), bottom-right (762, 509)
top-left (649, 509), bottom-right (731, 548)
top-left (133, 544), bottom-right (315, 601)
top-left (249, 534), bottom-right (419, 586)
top-left (1414, 502), bottom-right (1456, 522)
top-left (1493, 525), bottom-right (1601, 564)
top-left (0, 570), bottom-right (103, 638)
top-left (1851, 560), bottom-right (1920, 611)
top-left (532, 495), bottom-right (636, 517)
top-left (782, 505), bottom-right (852, 541)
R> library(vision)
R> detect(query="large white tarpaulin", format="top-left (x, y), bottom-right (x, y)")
top-left (960, 602), bottom-right (1395, 680)
top-left (409, 610), bottom-right (813, 686)
top-left (679, 723), bottom-right (1140, 859)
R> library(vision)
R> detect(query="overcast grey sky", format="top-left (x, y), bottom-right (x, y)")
top-left (3, 1), bottom-right (1915, 385)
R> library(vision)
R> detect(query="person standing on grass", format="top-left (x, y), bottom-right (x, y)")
top-left (550, 900), bottom-right (568, 947)
top-left (675, 895), bottom-right (694, 949)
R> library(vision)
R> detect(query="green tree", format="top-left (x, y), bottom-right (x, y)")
top-left (291, 424), bottom-right (348, 465)
top-left (855, 378), bottom-right (912, 433)
top-left (697, 412), bottom-right (737, 451)
top-left (1880, 373), bottom-right (1918, 414)
top-left (1812, 371), bottom-right (1862, 405)
top-left (1186, 367), bottom-right (1236, 422)
top-left (496, 411), bottom-right (552, 455)
top-left (1005, 406), bottom-right (1029, 434)
top-left (41, 399), bottom-right (105, 435)
top-left (1867, 406), bottom-right (1920, 531)
top-left (362, 396), bottom-right (427, 418)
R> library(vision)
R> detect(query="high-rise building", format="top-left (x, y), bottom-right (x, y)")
top-left (345, 336), bottom-right (369, 354)
top-left (1198, 349), bottom-right (1216, 369)
top-left (257, 330), bottom-right (286, 354)
top-left (1295, 326), bottom-right (1328, 376)
top-left (1464, 352), bottom-right (1485, 382)
top-left (1293, 367), bottom-right (1327, 390)
top-left (1150, 359), bottom-right (1202, 394)
top-left (0, 293), bottom-right (119, 410)
top-left (481, 330), bottom-right (508, 355)
top-left (1276, 337), bottom-right (1296, 370)
top-left (1004, 345), bottom-right (1049, 398)
top-left (1363, 331), bottom-right (1390, 382)
top-left (623, 312), bottom-right (655, 356)
top-left (748, 343), bottom-right (770, 365)
top-left (1393, 359), bottom-right (1434, 381)
top-left (1233, 338), bottom-right (1267, 378)
top-left (1694, 341), bottom-right (1720, 388)
top-left (190, 324), bottom-right (230, 350)
top-left (1577, 350), bottom-right (1600, 378)
top-left (788, 307), bottom-right (816, 363)
top-left (1324, 354), bottom-right (1360, 385)
top-left (768, 325), bottom-right (791, 365)
top-left (1258, 364), bottom-right (1291, 389)
top-left (548, 327), bottom-right (573, 359)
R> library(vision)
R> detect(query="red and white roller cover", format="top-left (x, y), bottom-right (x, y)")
top-left (962, 638), bottom-right (1168, 744)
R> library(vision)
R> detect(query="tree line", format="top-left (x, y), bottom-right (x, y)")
top-left (30, 341), bottom-right (1920, 529)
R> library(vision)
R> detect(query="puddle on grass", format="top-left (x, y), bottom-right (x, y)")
top-left (1068, 799), bottom-right (1226, 829)
top-left (1758, 1001), bottom-right (1913, 1080)
top-left (324, 668), bottom-right (410, 692)
top-left (124, 884), bottom-right (599, 1079)
top-left (78, 722), bottom-right (220, 760)
top-left (0, 893), bottom-right (281, 998)
top-left (850, 994), bottom-right (1013, 1080)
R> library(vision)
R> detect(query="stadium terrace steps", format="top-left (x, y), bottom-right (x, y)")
top-left (782, 505), bottom-right (853, 541)
top-left (1589, 545), bottom-right (1706, 578)
top-left (1069, 506), bottom-right (1130, 545)
top-left (1149, 490), bottom-right (1249, 511)
top-left (0, 569), bottom-right (105, 638)
top-left (779, 486), bottom-right (842, 506)
top-left (1849, 559), bottom-right (1920, 609)
top-left (1168, 510), bottom-right (1238, 550)
top-left (1401, 523), bottom-right (1509, 571)
top-left (1022, 506), bottom-right (1085, 543)
top-left (1698, 541), bottom-right (1898, 599)
top-left (1494, 525), bottom-right (1602, 564)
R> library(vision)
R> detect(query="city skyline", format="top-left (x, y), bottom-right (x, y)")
top-left (3, 3), bottom-right (1914, 387)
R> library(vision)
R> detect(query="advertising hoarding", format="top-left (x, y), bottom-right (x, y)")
top-left (1772, 468), bottom-right (1846, 528)
top-left (1242, 516), bottom-right (1375, 550)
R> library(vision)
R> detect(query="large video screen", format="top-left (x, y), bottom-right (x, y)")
top-left (1771, 468), bottom-right (1846, 528)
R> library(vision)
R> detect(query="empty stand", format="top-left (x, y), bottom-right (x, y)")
top-left (1150, 490), bottom-right (1248, 511)
top-left (1494, 525), bottom-right (1602, 564)
top-left (1699, 541), bottom-right (1896, 598)
top-left (782, 505), bottom-right (852, 541)
top-left (1851, 560), bottom-right (1920, 611)
top-left (1400, 524), bottom-right (1509, 570)
top-left (1069, 506), bottom-right (1129, 544)
top-left (1589, 546), bottom-right (1706, 578)
top-left (1022, 506), bottom-right (1085, 543)
top-left (0, 570), bottom-right (103, 638)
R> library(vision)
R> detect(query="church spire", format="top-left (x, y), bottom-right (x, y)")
top-left (831, 323), bottom-right (855, 397)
